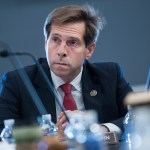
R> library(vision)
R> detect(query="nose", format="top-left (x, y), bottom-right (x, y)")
top-left (57, 42), bottom-right (67, 57)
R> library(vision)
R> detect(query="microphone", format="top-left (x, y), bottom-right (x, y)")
top-left (0, 44), bottom-right (69, 122)
top-left (0, 50), bottom-right (25, 57)
top-left (0, 50), bottom-right (9, 57)
top-left (0, 42), bottom-right (47, 115)
top-left (0, 41), bottom-right (11, 56)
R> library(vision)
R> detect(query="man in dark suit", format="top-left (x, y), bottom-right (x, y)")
top-left (0, 5), bottom-right (132, 138)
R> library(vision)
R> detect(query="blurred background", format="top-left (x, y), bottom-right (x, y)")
top-left (0, 0), bottom-right (149, 90)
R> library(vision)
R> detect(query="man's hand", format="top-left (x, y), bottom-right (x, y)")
top-left (56, 110), bottom-right (110, 142)
top-left (57, 110), bottom-right (82, 129)
top-left (56, 110), bottom-right (81, 142)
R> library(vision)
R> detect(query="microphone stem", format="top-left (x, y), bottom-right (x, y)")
top-left (16, 52), bottom-right (70, 122)
top-left (9, 54), bottom-right (47, 115)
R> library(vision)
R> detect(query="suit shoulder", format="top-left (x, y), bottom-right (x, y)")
top-left (93, 62), bottom-right (119, 68)
top-left (85, 61), bottom-right (120, 73)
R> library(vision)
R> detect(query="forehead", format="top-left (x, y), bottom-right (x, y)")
top-left (50, 22), bottom-right (85, 39)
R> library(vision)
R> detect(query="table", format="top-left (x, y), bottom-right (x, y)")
top-left (107, 140), bottom-right (131, 150)
top-left (0, 140), bottom-right (130, 150)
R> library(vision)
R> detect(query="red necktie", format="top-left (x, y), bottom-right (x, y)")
top-left (60, 83), bottom-right (77, 111)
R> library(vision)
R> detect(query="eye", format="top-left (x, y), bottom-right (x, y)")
top-left (67, 39), bottom-right (79, 47)
top-left (51, 36), bottom-right (61, 44)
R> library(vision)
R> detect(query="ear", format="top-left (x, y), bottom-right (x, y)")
top-left (85, 42), bottom-right (96, 60)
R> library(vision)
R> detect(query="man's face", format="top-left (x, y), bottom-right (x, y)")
top-left (45, 22), bottom-right (95, 82)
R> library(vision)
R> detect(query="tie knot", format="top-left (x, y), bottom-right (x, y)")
top-left (60, 83), bottom-right (72, 94)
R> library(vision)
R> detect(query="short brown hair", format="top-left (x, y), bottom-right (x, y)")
top-left (44, 5), bottom-right (104, 47)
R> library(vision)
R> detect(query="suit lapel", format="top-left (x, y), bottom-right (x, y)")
top-left (33, 59), bottom-right (57, 123)
top-left (82, 61), bottom-right (103, 123)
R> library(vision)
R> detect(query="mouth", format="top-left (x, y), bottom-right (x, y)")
top-left (54, 62), bottom-right (69, 68)
top-left (56, 62), bottom-right (67, 66)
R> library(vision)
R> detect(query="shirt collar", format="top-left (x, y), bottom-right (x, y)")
top-left (51, 67), bottom-right (83, 92)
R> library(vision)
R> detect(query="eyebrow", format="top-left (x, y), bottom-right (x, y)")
top-left (51, 33), bottom-right (61, 37)
top-left (51, 34), bottom-right (80, 41)
top-left (69, 37), bottom-right (79, 40)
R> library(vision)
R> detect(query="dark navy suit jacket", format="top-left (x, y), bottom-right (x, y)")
top-left (0, 58), bottom-right (132, 132)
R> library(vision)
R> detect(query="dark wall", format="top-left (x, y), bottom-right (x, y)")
top-left (0, 0), bottom-right (150, 85)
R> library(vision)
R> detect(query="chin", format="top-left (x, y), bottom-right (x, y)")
top-left (54, 71), bottom-right (68, 78)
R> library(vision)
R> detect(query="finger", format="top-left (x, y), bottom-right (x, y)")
top-left (57, 112), bottom-right (64, 120)
top-left (58, 110), bottom-right (71, 120)
top-left (58, 110), bottom-right (71, 123)
top-left (62, 122), bottom-right (69, 129)
top-left (59, 115), bottom-right (68, 124)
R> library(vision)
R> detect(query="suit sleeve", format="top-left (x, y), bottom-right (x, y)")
top-left (0, 72), bottom-right (21, 133)
top-left (110, 63), bottom-right (133, 131)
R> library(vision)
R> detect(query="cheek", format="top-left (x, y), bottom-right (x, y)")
top-left (46, 44), bottom-right (55, 56)
top-left (73, 49), bottom-right (87, 58)
top-left (45, 46), bottom-right (55, 64)
top-left (72, 54), bottom-right (85, 65)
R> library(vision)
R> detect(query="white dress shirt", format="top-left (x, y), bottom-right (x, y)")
top-left (50, 67), bottom-right (85, 119)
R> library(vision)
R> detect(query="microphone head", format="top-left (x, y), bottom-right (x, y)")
top-left (0, 50), bottom-right (9, 57)
top-left (0, 41), bottom-right (11, 57)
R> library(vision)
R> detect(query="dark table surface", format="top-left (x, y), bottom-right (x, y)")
top-left (108, 144), bottom-right (120, 150)
top-left (107, 141), bottom-right (130, 150)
